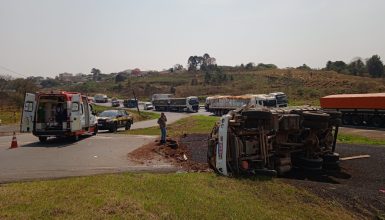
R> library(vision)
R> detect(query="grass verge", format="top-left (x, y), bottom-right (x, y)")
top-left (337, 133), bottom-right (385, 145)
top-left (0, 108), bottom-right (20, 125)
top-left (0, 172), bottom-right (357, 219)
top-left (91, 104), bottom-right (159, 122)
top-left (124, 115), bottom-right (219, 136)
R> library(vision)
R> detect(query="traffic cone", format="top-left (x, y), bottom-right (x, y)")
top-left (10, 132), bottom-right (18, 149)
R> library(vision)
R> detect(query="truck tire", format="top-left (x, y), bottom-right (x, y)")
top-left (351, 115), bottom-right (363, 126)
top-left (125, 121), bottom-right (131, 130)
top-left (302, 120), bottom-right (329, 129)
top-left (342, 114), bottom-right (351, 125)
top-left (39, 136), bottom-right (47, 143)
top-left (242, 110), bottom-right (272, 120)
top-left (370, 116), bottom-right (383, 128)
top-left (302, 111), bottom-right (330, 122)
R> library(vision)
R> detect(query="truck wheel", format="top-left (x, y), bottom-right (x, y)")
top-left (125, 121), bottom-right (131, 130)
top-left (242, 110), bottom-right (272, 120)
top-left (342, 114), bottom-right (351, 125)
top-left (39, 136), bottom-right (47, 143)
top-left (351, 115), bottom-right (363, 126)
top-left (302, 120), bottom-right (329, 129)
top-left (302, 111), bottom-right (330, 122)
top-left (370, 116), bottom-right (383, 128)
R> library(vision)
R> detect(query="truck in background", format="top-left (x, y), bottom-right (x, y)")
top-left (269, 92), bottom-right (288, 107)
top-left (94, 94), bottom-right (108, 103)
top-left (21, 91), bottom-right (98, 142)
top-left (153, 96), bottom-right (199, 112)
top-left (205, 94), bottom-right (279, 116)
top-left (151, 94), bottom-right (173, 102)
top-left (320, 93), bottom-right (385, 128)
top-left (123, 99), bottom-right (138, 108)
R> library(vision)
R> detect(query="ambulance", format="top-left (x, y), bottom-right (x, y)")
top-left (21, 91), bottom-right (98, 142)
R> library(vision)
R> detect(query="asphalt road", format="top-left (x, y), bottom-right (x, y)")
top-left (0, 106), bottom-right (211, 183)
top-left (0, 133), bottom-right (180, 183)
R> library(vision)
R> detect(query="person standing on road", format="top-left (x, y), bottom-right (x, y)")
top-left (157, 112), bottom-right (167, 144)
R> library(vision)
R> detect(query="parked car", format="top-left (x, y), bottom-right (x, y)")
top-left (143, 102), bottom-right (154, 110)
top-left (111, 98), bottom-right (120, 107)
top-left (97, 109), bottom-right (133, 132)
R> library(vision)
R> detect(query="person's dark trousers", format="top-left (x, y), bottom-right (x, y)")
top-left (161, 127), bottom-right (167, 144)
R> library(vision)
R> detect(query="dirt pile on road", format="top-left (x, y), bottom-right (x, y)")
top-left (128, 137), bottom-right (209, 172)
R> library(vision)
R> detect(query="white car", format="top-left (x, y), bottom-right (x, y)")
top-left (143, 102), bottom-right (154, 110)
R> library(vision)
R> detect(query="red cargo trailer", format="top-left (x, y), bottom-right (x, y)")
top-left (320, 93), bottom-right (385, 127)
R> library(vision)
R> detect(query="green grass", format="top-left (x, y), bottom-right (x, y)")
top-left (0, 108), bottom-right (21, 125)
top-left (91, 104), bottom-right (159, 122)
top-left (337, 133), bottom-right (385, 145)
top-left (0, 172), bottom-right (357, 219)
top-left (125, 115), bottom-right (219, 136)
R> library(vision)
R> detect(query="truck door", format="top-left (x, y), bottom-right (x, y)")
top-left (216, 115), bottom-right (230, 176)
top-left (20, 93), bottom-right (36, 132)
top-left (70, 94), bottom-right (82, 131)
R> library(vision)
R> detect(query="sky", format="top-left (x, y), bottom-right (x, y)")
top-left (0, 0), bottom-right (385, 78)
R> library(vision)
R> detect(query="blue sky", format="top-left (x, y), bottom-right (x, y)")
top-left (0, 0), bottom-right (384, 77)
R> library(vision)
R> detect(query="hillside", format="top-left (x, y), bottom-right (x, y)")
top-left (62, 69), bottom-right (385, 105)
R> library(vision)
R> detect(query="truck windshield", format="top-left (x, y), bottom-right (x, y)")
top-left (188, 99), bottom-right (199, 105)
top-left (263, 100), bottom-right (277, 107)
top-left (276, 95), bottom-right (287, 103)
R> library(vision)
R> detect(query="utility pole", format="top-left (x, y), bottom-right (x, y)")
top-left (132, 89), bottom-right (140, 116)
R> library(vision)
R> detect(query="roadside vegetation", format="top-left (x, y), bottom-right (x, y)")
top-left (0, 108), bottom-right (20, 125)
top-left (337, 133), bottom-right (385, 146)
top-left (91, 104), bottom-right (159, 122)
top-left (124, 115), bottom-right (218, 136)
top-left (0, 172), bottom-right (358, 219)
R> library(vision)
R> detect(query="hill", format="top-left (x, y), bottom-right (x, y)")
top-left (62, 68), bottom-right (385, 105)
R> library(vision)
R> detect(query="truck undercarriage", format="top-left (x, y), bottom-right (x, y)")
top-left (207, 106), bottom-right (342, 176)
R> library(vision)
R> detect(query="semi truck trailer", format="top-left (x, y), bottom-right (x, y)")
top-left (205, 94), bottom-right (281, 116)
top-left (320, 93), bottom-right (385, 128)
top-left (153, 96), bottom-right (199, 112)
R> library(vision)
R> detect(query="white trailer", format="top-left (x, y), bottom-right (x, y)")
top-left (206, 94), bottom-right (278, 116)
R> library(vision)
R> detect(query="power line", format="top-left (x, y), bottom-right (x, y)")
top-left (0, 65), bottom-right (27, 78)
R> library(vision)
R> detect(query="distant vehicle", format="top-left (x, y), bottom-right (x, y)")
top-left (97, 109), bottom-right (133, 132)
top-left (269, 92), bottom-right (288, 107)
top-left (123, 99), bottom-right (138, 108)
top-left (152, 96), bottom-right (199, 112)
top-left (320, 93), bottom-right (385, 128)
top-left (151, 94), bottom-right (173, 102)
top-left (143, 102), bottom-right (154, 110)
top-left (111, 98), bottom-right (120, 107)
top-left (94, 94), bottom-right (108, 103)
top-left (21, 91), bottom-right (98, 142)
top-left (205, 94), bottom-right (278, 116)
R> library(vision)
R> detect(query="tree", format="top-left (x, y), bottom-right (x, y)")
top-left (173, 64), bottom-right (183, 71)
top-left (366, 55), bottom-right (384, 77)
top-left (325, 61), bottom-right (347, 73)
top-left (296, 64), bottom-right (311, 70)
top-left (91, 68), bottom-right (101, 81)
top-left (115, 73), bottom-right (127, 83)
top-left (348, 58), bottom-right (365, 75)
top-left (245, 62), bottom-right (255, 69)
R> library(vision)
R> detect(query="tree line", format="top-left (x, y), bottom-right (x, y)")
top-left (325, 55), bottom-right (384, 77)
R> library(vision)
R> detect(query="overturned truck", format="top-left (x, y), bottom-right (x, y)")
top-left (207, 106), bottom-right (341, 176)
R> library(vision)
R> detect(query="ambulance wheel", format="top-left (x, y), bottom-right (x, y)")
top-left (39, 136), bottom-right (47, 143)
